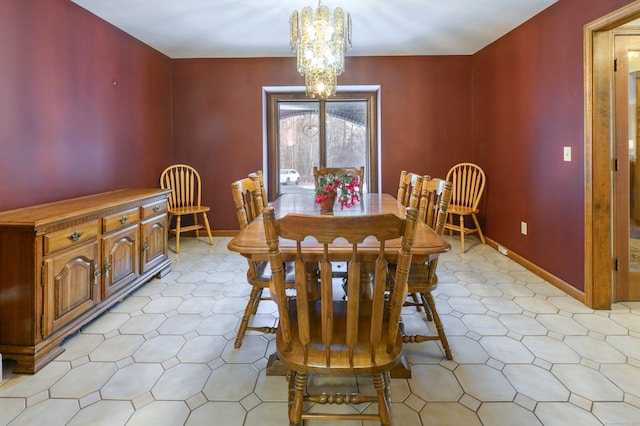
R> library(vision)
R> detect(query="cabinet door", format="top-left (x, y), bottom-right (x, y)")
top-left (43, 241), bottom-right (100, 337)
top-left (102, 224), bottom-right (140, 299)
top-left (141, 213), bottom-right (168, 274)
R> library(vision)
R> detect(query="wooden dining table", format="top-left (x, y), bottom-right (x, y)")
top-left (227, 192), bottom-right (450, 262)
top-left (227, 192), bottom-right (451, 377)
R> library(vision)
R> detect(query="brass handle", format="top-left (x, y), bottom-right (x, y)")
top-left (119, 215), bottom-right (129, 224)
top-left (67, 231), bottom-right (84, 241)
top-left (104, 258), bottom-right (112, 280)
top-left (152, 205), bottom-right (160, 212)
top-left (93, 266), bottom-right (101, 285)
top-left (143, 241), bottom-right (149, 252)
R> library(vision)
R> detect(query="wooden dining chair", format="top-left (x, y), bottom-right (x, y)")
top-left (159, 164), bottom-right (213, 253)
top-left (248, 169), bottom-right (268, 207)
top-left (392, 171), bottom-right (424, 310)
top-left (400, 177), bottom-right (454, 360)
top-left (263, 206), bottom-right (418, 425)
top-left (313, 166), bottom-right (365, 196)
top-left (445, 162), bottom-right (486, 253)
top-left (231, 176), bottom-right (294, 348)
top-left (396, 170), bottom-right (425, 207)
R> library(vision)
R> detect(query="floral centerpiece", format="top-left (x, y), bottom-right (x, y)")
top-left (315, 172), bottom-right (360, 212)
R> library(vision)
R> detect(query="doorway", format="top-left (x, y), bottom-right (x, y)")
top-left (586, 2), bottom-right (640, 308)
top-left (614, 33), bottom-right (640, 301)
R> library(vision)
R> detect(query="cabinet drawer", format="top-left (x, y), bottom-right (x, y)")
top-left (103, 208), bottom-right (140, 234)
top-left (142, 200), bottom-right (167, 219)
top-left (44, 220), bottom-right (99, 255)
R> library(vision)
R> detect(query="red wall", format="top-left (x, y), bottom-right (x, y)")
top-left (0, 0), bottom-right (173, 211)
top-left (473, 0), bottom-right (634, 290)
top-left (2, 0), bottom-right (636, 296)
top-left (172, 56), bottom-right (472, 230)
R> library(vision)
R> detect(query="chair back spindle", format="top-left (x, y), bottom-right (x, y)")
top-left (248, 170), bottom-right (268, 207)
top-left (397, 170), bottom-right (426, 207)
top-left (447, 163), bottom-right (485, 211)
top-left (231, 177), bottom-right (264, 230)
top-left (419, 178), bottom-right (453, 235)
top-left (161, 164), bottom-right (202, 210)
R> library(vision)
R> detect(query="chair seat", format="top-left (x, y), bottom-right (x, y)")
top-left (389, 263), bottom-right (438, 292)
top-left (447, 204), bottom-right (478, 216)
top-left (277, 300), bottom-right (403, 376)
top-left (253, 260), bottom-right (296, 283)
top-left (168, 205), bottom-right (211, 215)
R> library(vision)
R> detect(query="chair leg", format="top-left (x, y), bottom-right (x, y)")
top-left (202, 212), bottom-right (214, 245)
top-left (251, 287), bottom-right (264, 314)
top-left (472, 213), bottom-right (486, 244)
top-left (289, 372), bottom-right (306, 426)
top-left (375, 373), bottom-right (392, 426)
top-left (423, 292), bottom-right (453, 360)
top-left (235, 285), bottom-right (262, 348)
top-left (421, 292), bottom-right (433, 321)
top-left (459, 215), bottom-right (465, 253)
top-left (175, 215), bottom-right (182, 253)
top-left (407, 292), bottom-right (432, 320)
top-left (410, 292), bottom-right (423, 312)
top-left (448, 214), bottom-right (454, 237)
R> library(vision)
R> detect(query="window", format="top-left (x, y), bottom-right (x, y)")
top-left (265, 89), bottom-right (379, 198)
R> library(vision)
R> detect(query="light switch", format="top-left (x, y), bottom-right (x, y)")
top-left (564, 147), bottom-right (571, 162)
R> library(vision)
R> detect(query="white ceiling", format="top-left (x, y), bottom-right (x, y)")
top-left (70, 0), bottom-right (559, 59)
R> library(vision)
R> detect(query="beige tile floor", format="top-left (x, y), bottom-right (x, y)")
top-left (1, 235), bottom-right (640, 425)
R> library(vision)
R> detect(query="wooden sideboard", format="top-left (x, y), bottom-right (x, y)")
top-left (0, 189), bottom-right (172, 374)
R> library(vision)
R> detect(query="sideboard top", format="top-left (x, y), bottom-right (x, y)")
top-left (0, 188), bottom-right (171, 228)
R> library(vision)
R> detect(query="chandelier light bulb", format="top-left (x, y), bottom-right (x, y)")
top-left (306, 25), bottom-right (316, 40)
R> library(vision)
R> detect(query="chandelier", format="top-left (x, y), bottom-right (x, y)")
top-left (290, 1), bottom-right (352, 98)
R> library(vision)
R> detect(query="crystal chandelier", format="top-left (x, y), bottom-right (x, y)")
top-left (290, 1), bottom-right (352, 98)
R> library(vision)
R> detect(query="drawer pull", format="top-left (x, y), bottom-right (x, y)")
top-left (152, 205), bottom-right (160, 212)
top-left (143, 241), bottom-right (149, 252)
top-left (119, 215), bottom-right (129, 224)
top-left (67, 231), bottom-right (84, 242)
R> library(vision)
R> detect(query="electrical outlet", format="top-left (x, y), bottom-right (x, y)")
top-left (521, 221), bottom-right (528, 235)
top-left (564, 146), bottom-right (571, 162)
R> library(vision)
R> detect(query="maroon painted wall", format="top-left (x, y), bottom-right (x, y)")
top-left (472, 0), bottom-right (634, 290)
top-left (3, 0), bottom-right (635, 296)
top-left (172, 56), bottom-right (472, 230)
top-left (0, 0), bottom-right (173, 212)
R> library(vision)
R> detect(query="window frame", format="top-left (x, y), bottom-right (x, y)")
top-left (264, 87), bottom-right (380, 200)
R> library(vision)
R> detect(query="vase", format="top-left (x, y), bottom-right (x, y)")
top-left (318, 191), bottom-right (337, 213)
